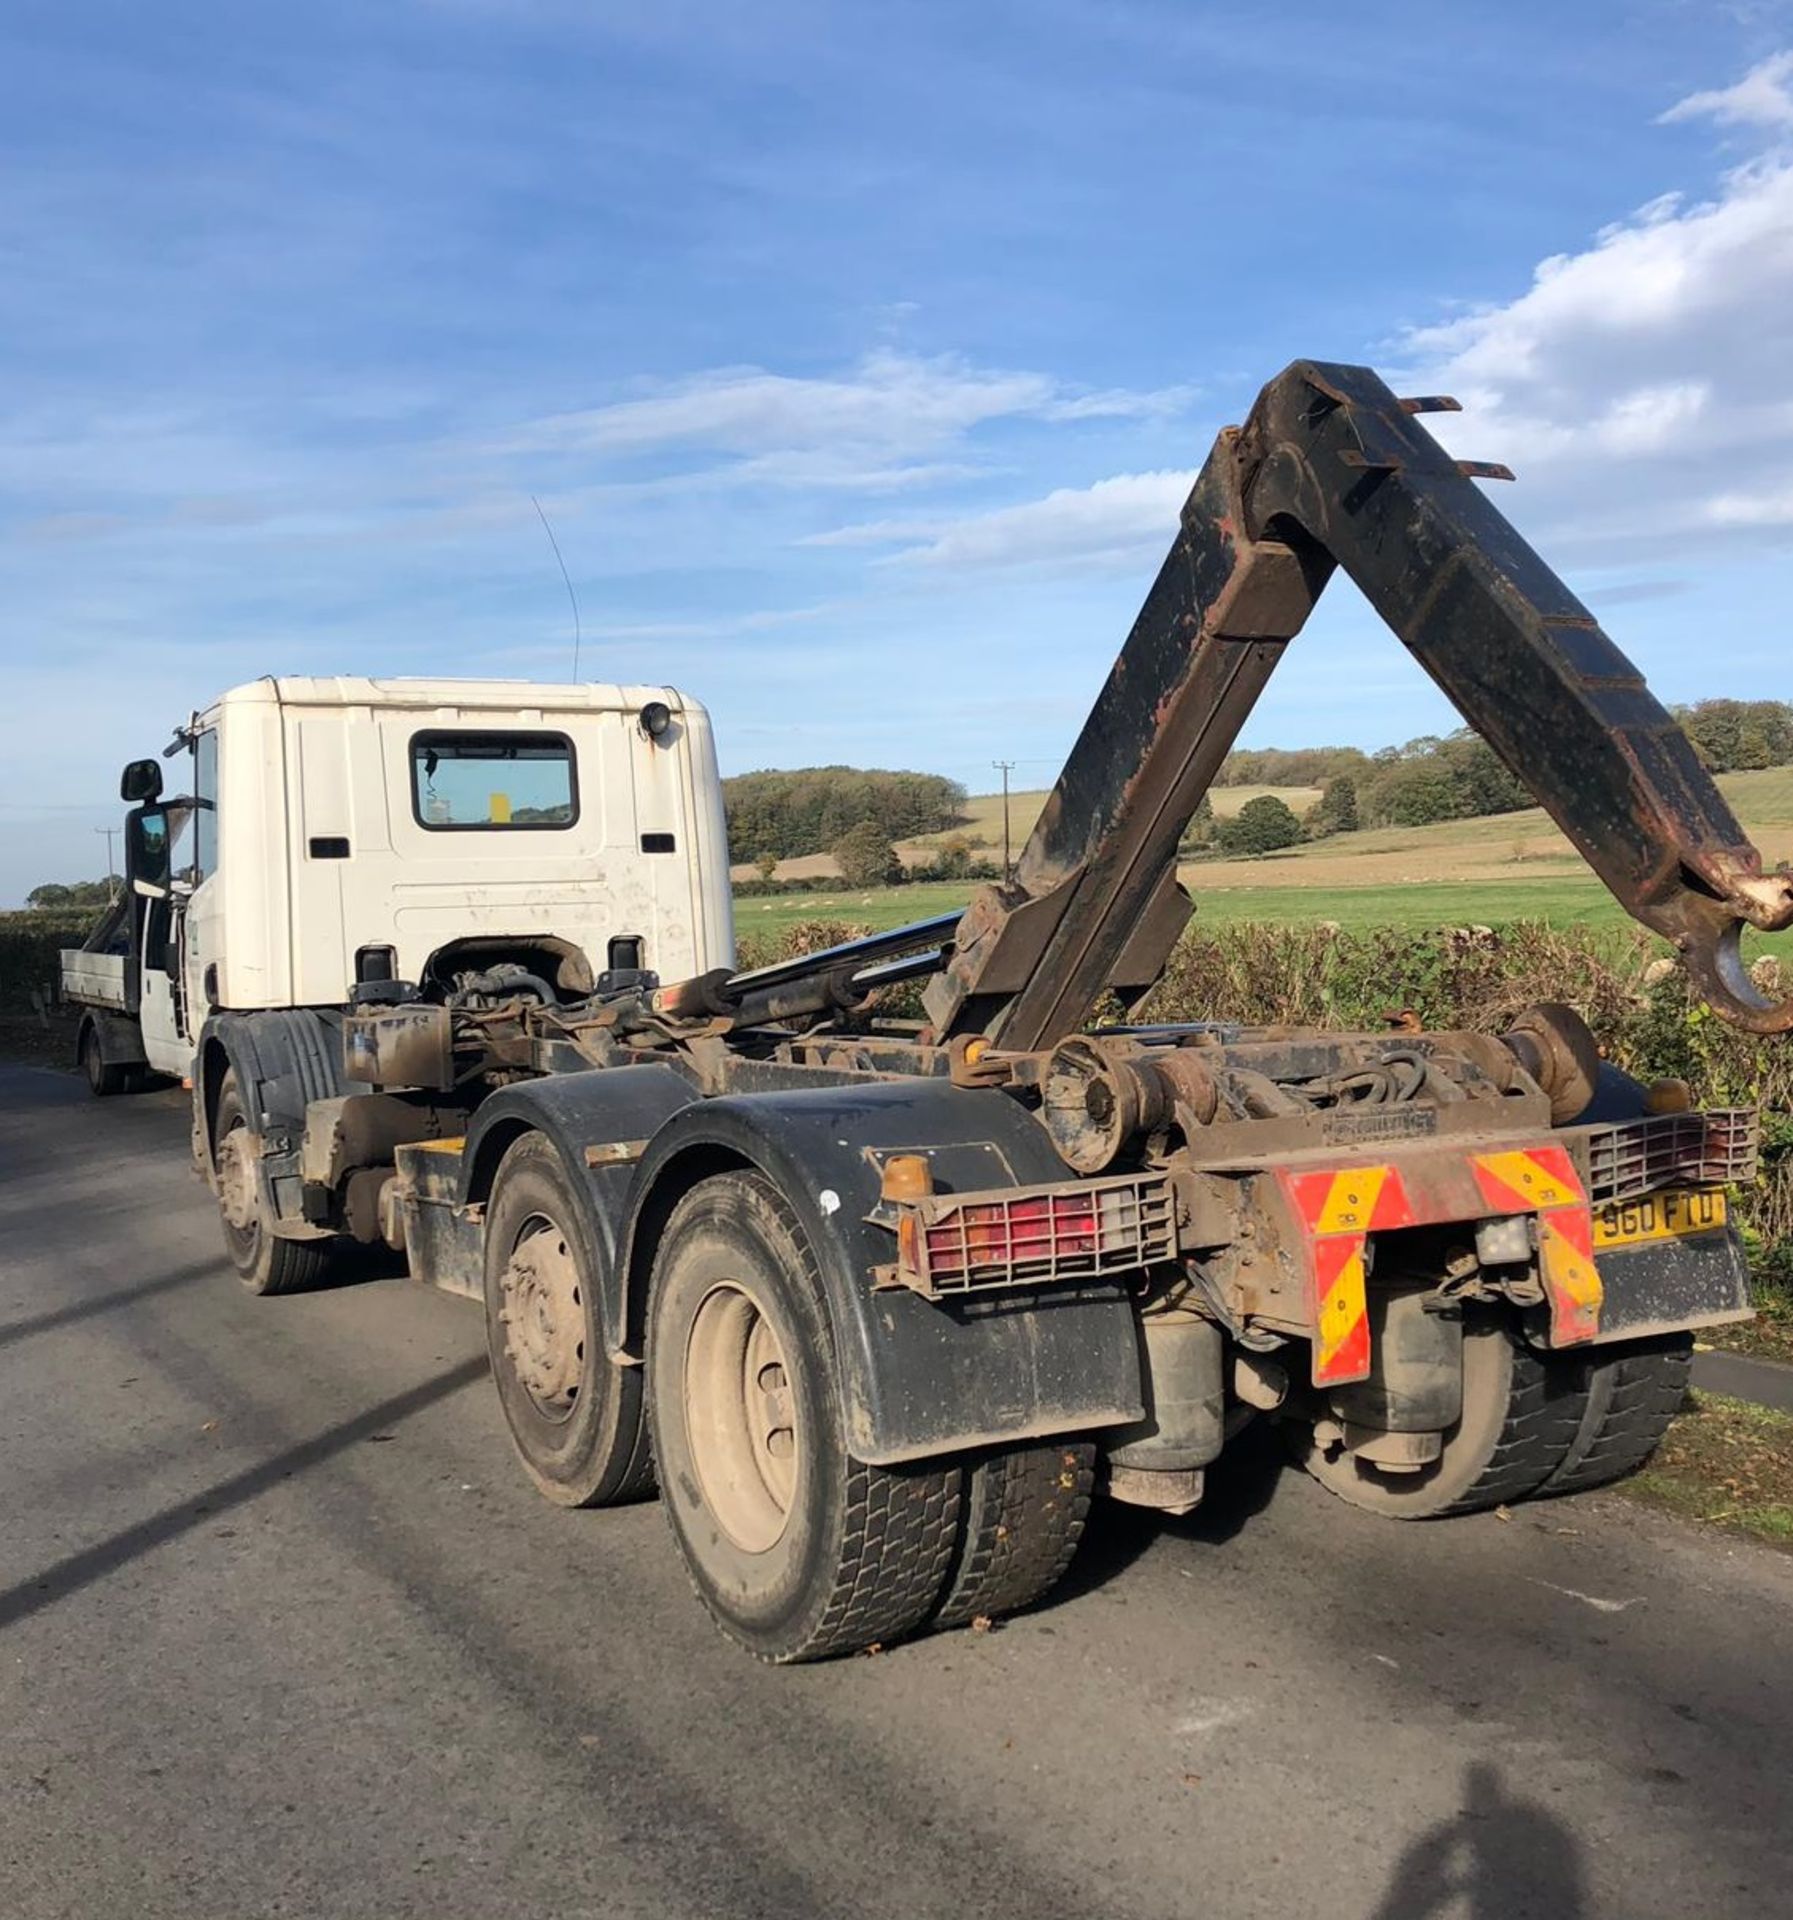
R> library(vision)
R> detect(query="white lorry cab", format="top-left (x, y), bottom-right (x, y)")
top-left (63, 676), bottom-right (733, 1091)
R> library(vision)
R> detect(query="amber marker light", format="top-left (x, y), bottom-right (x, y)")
top-left (881, 1153), bottom-right (934, 1203)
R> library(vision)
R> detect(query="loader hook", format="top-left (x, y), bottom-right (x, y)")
top-left (1680, 918), bottom-right (1793, 1036)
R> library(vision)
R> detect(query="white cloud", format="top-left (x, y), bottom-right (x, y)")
top-left (1706, 483), bottom-right (1793, 526)
top-left (1660, 50), bottom-right (1793, 132)
top-left (1393, 119), bottom-right (1793, 561)
top-left (497, 351), bottom-right (1188, 476)
top-left (831, 57), bottom-right (1793, 583)
top-left (811, 468), bottom-right (1196, 571)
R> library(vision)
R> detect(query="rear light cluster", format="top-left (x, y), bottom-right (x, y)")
top-left (893, 1175), bottom-right (1175, 1298)
top-left (1584, 1109), bottom-right (1758, 1204)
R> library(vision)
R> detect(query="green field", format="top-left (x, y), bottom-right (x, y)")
top-left (1171, 876), bottom-right (1626, 929)
top-left (731, 874), bottom-right (1629, 940)
top-left (733, 881), bottom-right (980, 939)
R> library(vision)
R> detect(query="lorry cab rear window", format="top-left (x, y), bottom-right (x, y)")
top-left (410, 731), bottom-right (578, 830)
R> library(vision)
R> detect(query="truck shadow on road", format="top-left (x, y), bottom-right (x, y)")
top-left (0, 1254), bottom-right (219, 1353)
top-left (1370, 1760), bottom-right (1586, 1920)
top-left (0, 1243), bottom-right (399, 1357)
top-left (0, 1353), bottom-right (489, 1635)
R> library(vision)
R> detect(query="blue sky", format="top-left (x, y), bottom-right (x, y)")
top-left (5, 1), bottom-right (1793, 903)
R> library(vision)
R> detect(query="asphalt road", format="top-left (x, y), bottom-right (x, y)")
top-left (4, 1064), bottom-right (1793, 1920)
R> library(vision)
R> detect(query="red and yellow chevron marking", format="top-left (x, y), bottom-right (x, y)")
top-left (1277, 1141), bottom-right (1602, 1383)
top-left (1283, 1164), bottom-right (1415, 1237)
top-left (1538, 1207), bottom-right (1603, 1344)
top-left (1312, 1234), bottom-right (1371, 1383)
top-left (1471, 1144), bottom-right (1600, 1345)
top-left (1471, 1144), bottom-right (1582, 1216)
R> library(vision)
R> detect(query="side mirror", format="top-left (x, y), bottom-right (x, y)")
top-left (121, 758), bottom-right (163, 804)
top-left (126, 806), bottom-right (172, 897)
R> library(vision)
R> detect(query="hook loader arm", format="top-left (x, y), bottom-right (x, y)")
top-left (925, 360), bottom-right (1793, 1047)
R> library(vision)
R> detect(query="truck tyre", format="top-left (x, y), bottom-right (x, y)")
top-left (483, 1132), bottom-right (653, 1509)
top-left (933, 1440), bottom-right (1095, 1631)
top-left (1538, 1335), bottom-right (1693, 1497)
top-left (646, 1170), bottom-right (961, 1663)
top-left (1292, 1310), bottom-right (1581, 1518)
top-left (81, 1025), bottom-right (128, 1098)
top-left (213, 1069), bottom-right (333, 1296)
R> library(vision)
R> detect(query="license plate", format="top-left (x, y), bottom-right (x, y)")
top-left (1592, 1187), bottom-right (1727, 1250)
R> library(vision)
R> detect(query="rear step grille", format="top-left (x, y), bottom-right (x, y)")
top-left (1584, 1109), bottom-right (1757, 1203)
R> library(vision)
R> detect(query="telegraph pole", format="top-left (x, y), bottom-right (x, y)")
top-left (991, 760), bottom-right (1016, 883)
top-left (95, 826), bottom-right (118, 900)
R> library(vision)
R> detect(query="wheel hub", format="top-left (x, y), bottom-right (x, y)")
top-left (218, 1129), bottom-right (259, 1232)
top-left (684, 1282), bottom-right (799, 1554)
top-left (500, 1228), bottom-right (585, 1411)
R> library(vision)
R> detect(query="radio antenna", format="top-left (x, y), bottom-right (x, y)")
top-left (530, 494), bottom-right (583, 679)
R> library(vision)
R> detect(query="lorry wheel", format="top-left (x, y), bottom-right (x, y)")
top-left (81, 1026), bottom-right (128, 1098)
top-left (646, 1170), bottom-right (961, 1663)
top-left (1292, 1310), bottom-right (1581, 1519)
top-left (213, 1069), bottom-right (332, 1296)
top-left (932, 1441), bottom-right (1095, 1631)
top-left (1538, 1335), bottom-right (1693, 1497)
top-left (483, 1133), bottom-right (653, 1509)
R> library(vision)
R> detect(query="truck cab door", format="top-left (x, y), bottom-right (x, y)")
top-left (181, 726), bottom-right (221, 1033)
top-left (136, 886), bottom-right (191, 1074)
top-left (124, 797), bottom-right (196, 1076)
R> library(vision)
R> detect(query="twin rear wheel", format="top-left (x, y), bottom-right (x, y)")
top-left (484, 1153), bottom-right (1094, 1662)
top-left (1290, 1308), bottom-right (1692, 1519)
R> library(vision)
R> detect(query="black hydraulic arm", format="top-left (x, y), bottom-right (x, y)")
top-left (924, 360), bottom-right (1793, 1045)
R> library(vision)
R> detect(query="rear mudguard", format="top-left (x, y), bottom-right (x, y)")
top-left (614, 1080), bottom-right (1145, 1466)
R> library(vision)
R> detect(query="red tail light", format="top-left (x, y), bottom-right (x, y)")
top-left (894, 1176), bottom-right (1175, 1298)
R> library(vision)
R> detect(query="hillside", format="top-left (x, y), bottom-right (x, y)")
top-left (729, 768), bottom-right (1793, 937)
top-left (731, 784), bottom-right (1322, 883)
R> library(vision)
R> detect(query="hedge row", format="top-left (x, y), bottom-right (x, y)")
top-left (0, 910), bottom-right (104, 1010)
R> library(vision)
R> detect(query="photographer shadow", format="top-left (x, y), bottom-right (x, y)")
top-left (1371, 1761), bottom-right (1585, 1920)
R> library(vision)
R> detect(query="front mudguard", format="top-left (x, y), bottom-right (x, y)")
top-left (197, 1008), bottom-right (346, 1238)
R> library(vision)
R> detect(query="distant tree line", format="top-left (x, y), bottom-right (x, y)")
top-left (1208, 701), bottom-right (1793, 834)
top-left (1669, 699), bottom-right (1793, 773)
top-left (724, 767), bottom-right (967, 861)
top-left (25, 879), bottom-right (115, 908)
top-left (1213, 745), bottom-right (1366, 788)
top-left (732, 700), bottom-right (1793, 877)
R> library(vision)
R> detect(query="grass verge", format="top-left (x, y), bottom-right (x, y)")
top-left (1702, 1286), bottom-right (1793, 1365)
top-left (1619, 1390), bottom-right (1793, 1551)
